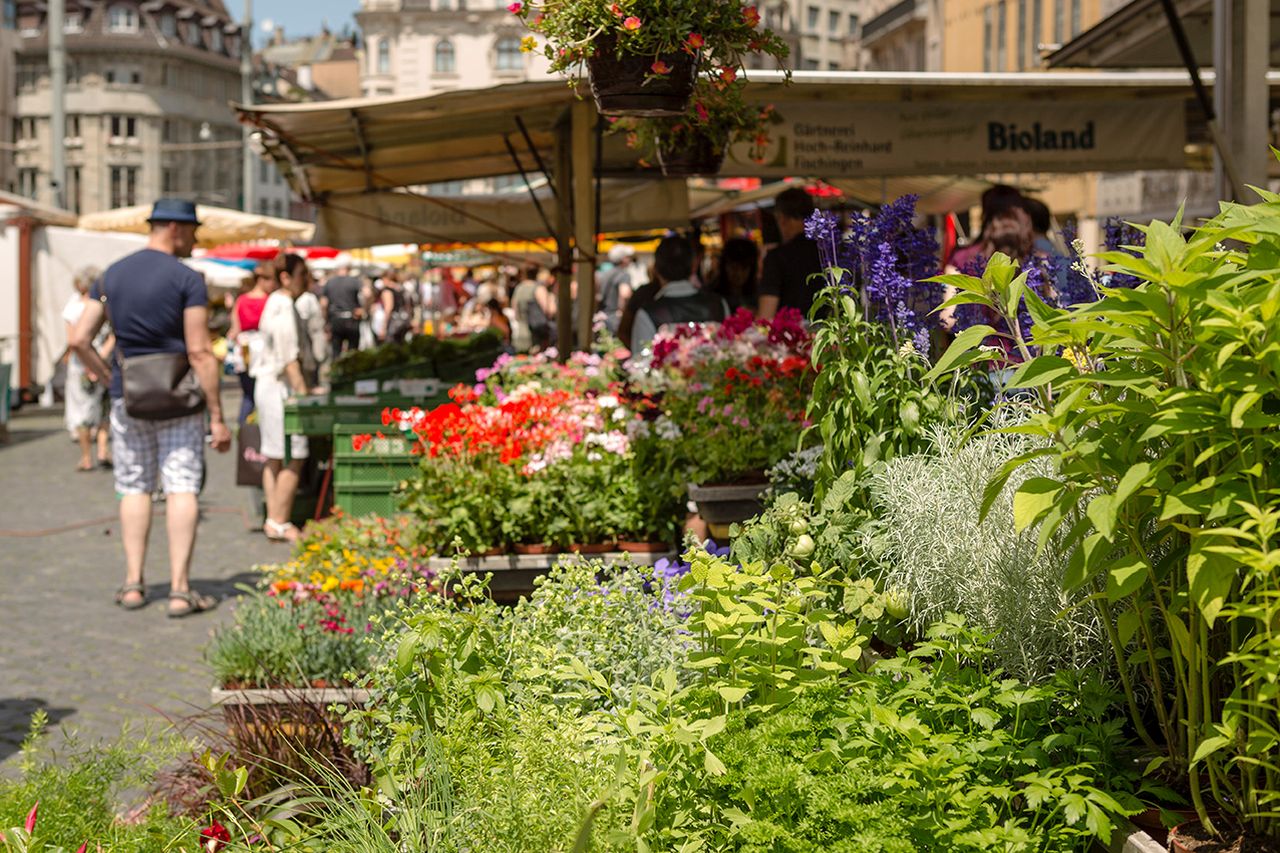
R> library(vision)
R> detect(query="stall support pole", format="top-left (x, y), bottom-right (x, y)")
top-left (571, 100), bottom-right (597, 352)
top-left (554, 119), bottom-right (575, 358)
top-left (17, 217), bottom-right (33, 389)
top-left (1213, 0), bottom-right (1269, 200)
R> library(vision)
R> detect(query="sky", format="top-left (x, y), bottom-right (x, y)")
top-left (253, 0), bottom-right (360, 43)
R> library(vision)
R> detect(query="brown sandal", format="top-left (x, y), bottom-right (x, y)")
top-left (114, 582), bottom-right (148, 610)
top-left (167, 590), bottom-right (219, 619)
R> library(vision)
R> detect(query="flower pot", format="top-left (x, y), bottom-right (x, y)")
top-left (477, 547), bottom-right (506, 557)
top-left (687, 481), bottom-right (767, 527)
top-left (1167, 822), bottom-right (1268, 853)
top-left (587, 36), bottom-right (697, 117)
top-left (618, 540), bottom-right (671, 553)
top-left (657, 133), bottom-right (727, 177)
top-left (569, 542), bottom-right (615, 554)
top-left (513, 543), bottom-right (557, 555)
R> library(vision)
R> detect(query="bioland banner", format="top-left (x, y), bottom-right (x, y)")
top-left (728, 97), bottom-right (1187, 177)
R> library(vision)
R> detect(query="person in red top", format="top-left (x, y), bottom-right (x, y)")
top-left (226, 261), bottom-right (278, 425)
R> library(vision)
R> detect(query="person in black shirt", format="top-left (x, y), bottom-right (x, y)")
top-left (321, 266), bottom-right (364, 361)
top-left (757, 187), bottom-right (823, 321)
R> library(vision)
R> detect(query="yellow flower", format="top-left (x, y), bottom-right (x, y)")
top-left (322, 577), bottom-right (340, 593)
top-left (520, 35), bottom-right (537, 53)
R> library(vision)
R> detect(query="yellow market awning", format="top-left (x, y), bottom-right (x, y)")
top-left (78, 204), bottom-right (316, 247)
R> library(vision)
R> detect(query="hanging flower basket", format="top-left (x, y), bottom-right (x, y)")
top-left (657, 131), bottom-right (727, 177)
top-left (588, 37), bottom-right (698, 116)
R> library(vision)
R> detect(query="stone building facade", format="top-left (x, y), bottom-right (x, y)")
top-left (357, 0), bottom-right (552, 98)
top-left (9, 0), bottom-right (246, 213)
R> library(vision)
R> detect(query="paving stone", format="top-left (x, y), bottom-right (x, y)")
top-left (0, 395), bottom-right (280, 770)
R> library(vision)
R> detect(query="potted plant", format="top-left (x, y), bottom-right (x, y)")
top-left (509, 1), bottom-right (788, 116)
top-left (612, 79), bottom-right (782, 177)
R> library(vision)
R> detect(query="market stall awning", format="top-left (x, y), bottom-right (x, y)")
top-left (1046, 0), bottom-right (1280, 68)
top-left (307, 178), bottom-right (689, 250)
top-left (0, 190), bottom-right (79, 227)
top-left (238, 70), bottom-right (1220, 217)
top-left (78, 204), bottom-right (316, 247)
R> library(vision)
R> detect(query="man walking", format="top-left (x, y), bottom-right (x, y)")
top-left (69, 199), bottom-right (230, 617)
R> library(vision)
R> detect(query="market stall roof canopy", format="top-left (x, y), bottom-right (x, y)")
top-left (688, 176), bottom-right (997, 218)
top-left (236, 70), bottom-right (1218, 202)
top-left (78, 204), bottom-right (316, 247)
top-left (1047, 0), bottom-right (1280, 68)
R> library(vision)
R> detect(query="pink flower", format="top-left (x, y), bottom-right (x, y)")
top-left (25, 803), bottom-right (38, 833)
top-left (694, 101), bottom-right (709, 122)
top-left (623, 15), bottom-right (642, 31)
top-left (651, 60), bottom-right (671, 75)
top-left (609, 2), bottom-right (624, 15)
top-left (720, 66), bottom-right (738, 83)
top-left (506, 1), bottom-right (522, 12)
top-left (686, 32), bottom-right (705, 50)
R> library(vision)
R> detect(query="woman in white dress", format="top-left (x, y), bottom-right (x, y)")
top-left (62, 267), bottom-right (114, 471)
top-left (253, 254), bottom-right (317, 542)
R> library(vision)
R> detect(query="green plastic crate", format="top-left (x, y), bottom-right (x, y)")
top-left (435, 349), bottom-right (500, 384)
top-left (332, 425), bottom-right (416, 458)
top-left (333, 483), bottom-right (405, 518)
top-left (284, 396), bottom-right (383, 437)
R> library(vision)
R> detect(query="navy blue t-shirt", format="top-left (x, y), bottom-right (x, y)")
top-left (91, 249), bottom-right (208, 399)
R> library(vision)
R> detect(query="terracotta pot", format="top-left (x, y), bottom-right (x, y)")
top-left (657, 132), bottom-right (728, 177)
top-left (569, 542), bottom-right (615, 554)
top-left (617, 540), bottom-right (671, 553)
top-left (476, 547), bottom-right (506, 558)
top-left (587, 36), bottom-right (697, 117)
top-left (513, 543), bottom-right (557, 555)
top-left (1167, 821), bottom-right (1258, 853)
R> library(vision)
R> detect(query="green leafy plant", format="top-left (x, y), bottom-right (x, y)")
top-left (926, 199), bottom-right (1280, 839)
top-left (805, 290), bottom-right (975, 505)
top-left (610, 80), bottom-right (782, 167)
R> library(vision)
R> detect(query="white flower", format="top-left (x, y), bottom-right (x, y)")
top-left (597, 395), bottom-right (619, 409)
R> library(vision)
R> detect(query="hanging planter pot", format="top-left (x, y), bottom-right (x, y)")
top-left (657, 132), bottom-right (728, 177)
top-left (588, 36), bottom-right (697, 117)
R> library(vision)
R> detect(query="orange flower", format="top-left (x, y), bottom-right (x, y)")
top-left (651, 60), bottom-right (671, 75)
top-left (720, 66), bottom-right (738, 83)
top-left (686, 32), bottom-right (705, 50)
top-left (742, 5), bottom-right (761, 27)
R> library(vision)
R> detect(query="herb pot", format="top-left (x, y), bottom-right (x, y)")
top-left (688, 481), bottom-right (767, 527)
top-left (1167, 822), bottom-right (1267, 853)
top-left (513, 543), bottom-right (557, 555)
top-left (618, 540), bottom-right (671, 553)
top-left (588, 36), bottom-right (697, 117)
top-left (569, 542), bottom-right (615, 554)
top-left (657, 132), bottom-right (727, 177)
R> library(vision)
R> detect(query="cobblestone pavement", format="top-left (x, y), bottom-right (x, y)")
top-left (0, 393), bottom-right (279, 769)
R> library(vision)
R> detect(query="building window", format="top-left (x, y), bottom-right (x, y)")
top-left (806, 5), bottom-right (819, 30)
top-left (1070, 0), bottom-right (1081, 36)
top-left (983, 4), bottom-right (994, 71)
top-left (259, 159), bottom-right (269, 184)
top-left (64, 11), bottom-right (82, 32)
top-left (495, 36), bottom-right (522, 71)
top-left (18, 168), bottom-right (38, 199)
top-left (2, 0), bottom-right (15, 30)
top-left (110, 115), bottom-right (137, 139)
top-left (802, 58), bottom-right (820, 70)
top-left (14, 116), bottom-right (36, 140)
top-left (828, 9), bottom-right (840, 33)
top-left (66, 115), bottom-right (80, 139)
top-left (162, 168), bottom-right (175, 193)
top-left (434, 39), bottom-right (455, 73)
top-left (107, 4), bottom-right (138, 33)
top-left (996, 0), bottom-right (1007, 70)
top-left (110, 166), bottom-right (138, 208)
top-left (211, 27), bottom-right (223, 52)
top-left (1054, 0), bottom-right (1064, 44)
top-left (67, 167), bottom-right (82, 213)
top-left (186, 21), bottom-right (202, 47)
top-left (16, 60), bottom-right (42, 91)
top-left (848, 13), bottom-right (859, 34)
top-left (160, 12), bottom-right (176, 37)
top-left (377, 39), bottom-right (390, 74)
top-left (1016, 0), bottom-right (1026, 68)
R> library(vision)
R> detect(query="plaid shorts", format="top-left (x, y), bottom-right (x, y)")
top-left (109, 398), bottom-right (205, 495)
